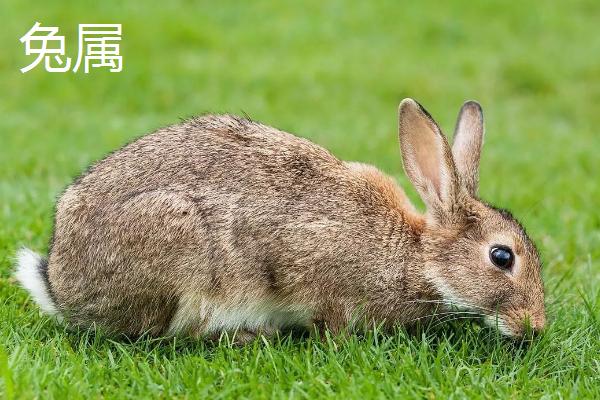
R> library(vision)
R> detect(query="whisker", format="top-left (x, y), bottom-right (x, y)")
top-left (406, 310), bottom-right (481, 325)
top-left (430, 315), bottom-right (481, 330)
top-left (398, 298), bottom-right (497, 315)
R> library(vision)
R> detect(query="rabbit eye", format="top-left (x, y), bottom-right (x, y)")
top-left (489, 246), bottom-right (514, 270)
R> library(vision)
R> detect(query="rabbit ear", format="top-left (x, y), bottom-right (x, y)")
top-left (398, 99), bottom-right (459, 213)
top-left (452, 101), bottom-right (484, 196)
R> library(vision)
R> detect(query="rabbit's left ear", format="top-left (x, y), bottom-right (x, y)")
top-left (452, 101), bottom-right (484, 196)
top-left (398, 99), bottom-right (459, 215)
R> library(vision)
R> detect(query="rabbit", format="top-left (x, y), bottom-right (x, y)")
top-left (15, 99), bottom-right (545, 341)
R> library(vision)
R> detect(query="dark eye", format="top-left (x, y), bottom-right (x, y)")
top-left (489, 246), bottom-right (514, 270)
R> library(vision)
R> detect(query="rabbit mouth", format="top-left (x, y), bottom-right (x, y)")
top-left (483, 308), bottom-right (545, 338)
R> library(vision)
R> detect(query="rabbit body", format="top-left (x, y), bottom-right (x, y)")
top-left (43, 115), bottom-right (431, 337)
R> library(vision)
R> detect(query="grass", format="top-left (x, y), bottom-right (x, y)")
top-left (1, 0), bottom-right (599, 398)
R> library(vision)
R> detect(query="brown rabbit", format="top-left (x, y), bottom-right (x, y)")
top-left (15, 99), bottom-right (545, 340)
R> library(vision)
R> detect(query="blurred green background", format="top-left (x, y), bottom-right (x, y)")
top-left (1, 0), bottom-right (599, 398)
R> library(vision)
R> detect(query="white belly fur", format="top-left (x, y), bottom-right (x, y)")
top-left (167, 292), bottom-right (313, 336)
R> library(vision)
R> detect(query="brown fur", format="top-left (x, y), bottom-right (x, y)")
top-left (33, 100), bottom-right (544, 339)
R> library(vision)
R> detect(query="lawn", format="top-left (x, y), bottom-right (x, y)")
top-left (1, 0), bottom-right (599, 398)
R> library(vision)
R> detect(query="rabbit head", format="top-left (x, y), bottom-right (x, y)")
top-left (398, 99), bottom-right (545, 337)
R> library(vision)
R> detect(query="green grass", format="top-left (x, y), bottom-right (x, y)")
top-left (1, 0), bottom-right (600, 398)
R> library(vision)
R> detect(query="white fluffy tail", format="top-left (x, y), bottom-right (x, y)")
top-left (14, 248), bottom-right (59, 316)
